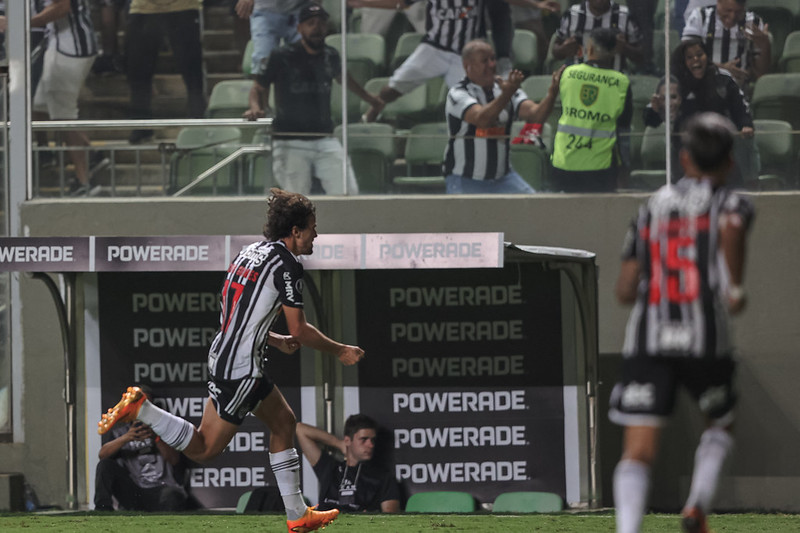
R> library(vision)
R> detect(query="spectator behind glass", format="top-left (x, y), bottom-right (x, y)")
top-left (681, 0), bottom-right (770, 89)
top-left (126, 0), bottom-right (206, 145)
top-left (510, 1), bottom-right (560, 69)
top-left (443, 39), bottom-right (562, 194)
top-left (94, 385), bottom-right (190, 512)
top-left (642, 75), bottom-right (682, 180)
top-left (551, 0), bottom-right (644, 73)
top-left (352, 0), bottom-right (516, 123)
top-left (243, 5), bottom-right (382, 195)
top-left (671, 37), bottom-right (758, 185)
top-left (233, 0), bottom-right (310, 78)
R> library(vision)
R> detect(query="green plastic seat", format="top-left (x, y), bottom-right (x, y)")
top-left (390, 32), bottom-right (423, 71)
top-left (520, 75), bottom-right (562, 133)
top-left (751, 73), bottom-right (800, 131)
top-left (393, 122), bottom-right (449, 192)
top-left (362, 76), bottom-right (429, 128)
top-left (242, 39), bottom-right (254, 77)
top-left (510, 143), bottom-right (549, 191)
top-left (405, 491), bottom-right (476, 513)
top-left (335, 123), bottom-right (396, 193)
top-left (488, 28), bottom-right (539, 75)
top-left (779, 30), bottom-right (800, 72)
top-left (325, 33), bottom-right (387, 83)
top-left (492, 491), bottom-right (564, 513)
top-left (170, 126), bottom-right (243, 194)
top-left (206, 80), bottom-right (254, 119)
top-left (753, 119), bottom-right (794, 189)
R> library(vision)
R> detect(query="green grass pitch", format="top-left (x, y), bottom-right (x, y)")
top-left (1, 512), bottom-right (799, 532)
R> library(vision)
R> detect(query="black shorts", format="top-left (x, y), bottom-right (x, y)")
top-left (208, 375), bottom-right (275, 425)
top-left (608, 354), bottom-right (737, 427)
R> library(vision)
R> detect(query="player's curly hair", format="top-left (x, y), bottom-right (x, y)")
top-left (263, 188), bottom-right (316, 240)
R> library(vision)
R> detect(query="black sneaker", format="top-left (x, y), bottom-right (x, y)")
top-left (91, 54), bottom-right (124, 76)
top-left (67, 177), bottom-right (102, 197)
top-left (129, 129), bottom-right (154, 145)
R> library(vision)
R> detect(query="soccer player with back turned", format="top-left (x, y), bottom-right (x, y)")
top-left (609, 112), bottom-right (754, 533)
top-left (98, 188), bottom-right (365, 533)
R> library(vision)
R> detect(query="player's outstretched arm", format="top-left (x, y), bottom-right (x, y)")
top-left (282, 306), bottom-right (365, 365)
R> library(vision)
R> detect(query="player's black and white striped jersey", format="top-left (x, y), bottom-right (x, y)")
top-left (621, 177), bottom-right (754, 358)
top-left (208, 240), bottom-right (304, 381)
top-left (413, 0), bottom-right (486, 55)
top-left (683, 6), bottom-right (765, 74)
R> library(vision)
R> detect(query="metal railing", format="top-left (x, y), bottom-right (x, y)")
top-left (30, 118), bottom-right (273, 198)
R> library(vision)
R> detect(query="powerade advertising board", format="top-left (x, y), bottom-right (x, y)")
top-left (355, 264), bottom-right (566, 504)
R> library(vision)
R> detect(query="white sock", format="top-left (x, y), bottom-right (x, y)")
top-left (137, 400), bottom-right (195, 451)
top-left (614, 459), bottom-right (651, 533)
top-left (270, 448), bottom-right (307, 520)
top-left (684, 427), bottom-right (734, 513)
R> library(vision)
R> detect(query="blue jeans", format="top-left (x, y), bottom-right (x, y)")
top-left (446, 171), bottom-right (536, 194)
top-left (250, 8), bottom-right (303, 75)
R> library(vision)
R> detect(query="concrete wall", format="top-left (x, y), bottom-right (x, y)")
top-left (5, 192), bottom-right (799, 511)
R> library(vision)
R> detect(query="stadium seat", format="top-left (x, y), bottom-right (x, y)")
top-left (206, 80), bottom-right (253, 119)
top-left (746, 0), bottom-right (797, 65)
top-left (510, 143), bottom-right (549, 190)
top-left (320, 0), bottom-right (343, 32)
top-left (751, 73), bottom-right (800, 131)
top-left (639, 124), bottom-right (668, 170)
top-left (242, 40), bottom-right (254, 77)
top-left (753, 119), bottom-right (795, 189)
top-left (629, 169), bottom-right (668, 190)
top-left (390, 32), bottom-right (423, 71)
top-left (362, 76), bottom-right (429, 128)
top-left (325, 33), bottom-right (387, 83)
top-left (543, 33), bottom-right (566, 76)
top-left (510, 120), bottom-right (552, 190)
top-left (652, 29), bottom-right (679, 72)
top-left (330, 82), bottom-right (363, 124)
top-left (245, 128), bottom-right (278, 195)
top-left (405, 491), bottom-right (476, 513)
top-left (779, 31), bottom-right (800, 72)
top-left (520, 75), bottom-right (562, 132)
top-left (393, 122), bottom-right (448, 192)
top-left (628, 74), bottom-right (660, 135)
top-left (488, 29), bottom-right (539, 75)
top-left (511, 29), bottom-right (540, 75)
top-left (170, 126), bottom-right (243, 194)
top-left (334, 123), bottom-right (396, 193)
top-left (492, 491), bottom-right (564, 513)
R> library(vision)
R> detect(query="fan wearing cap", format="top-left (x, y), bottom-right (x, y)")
top-left (244, 4), bottom-right (383, 195)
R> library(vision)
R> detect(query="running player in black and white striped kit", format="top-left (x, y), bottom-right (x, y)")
top-left (99, 189), bottom-right (364, 532)
top-left (609, 113), bottom-right (754, 533)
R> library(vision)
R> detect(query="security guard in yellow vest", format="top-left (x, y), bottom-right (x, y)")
top-left (551, 27), bottom-right (632, 192)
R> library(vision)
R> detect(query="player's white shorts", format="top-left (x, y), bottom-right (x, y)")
top-left (389, 42), bottom-right (465, 94)
top-left (33, 47), bottom-right (94, 120)
top-left (272, 137), bottom-right (359, 195)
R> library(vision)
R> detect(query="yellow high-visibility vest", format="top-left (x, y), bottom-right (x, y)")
top-left (552, 63), bottom-right (629, 171)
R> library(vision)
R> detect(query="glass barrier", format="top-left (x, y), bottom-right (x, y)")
top-left (0, 72), bottom-right (9, 436)
top-left (16, 2), bottom-right (800, 198)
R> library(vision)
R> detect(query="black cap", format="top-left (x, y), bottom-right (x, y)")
top-left (299, 4), bottom-right (329, 23)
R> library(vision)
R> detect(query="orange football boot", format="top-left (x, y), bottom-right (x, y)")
top-left (286, 506), bottom-right (339, 533)
top-left (97, 386), bottom-right (145, 434)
